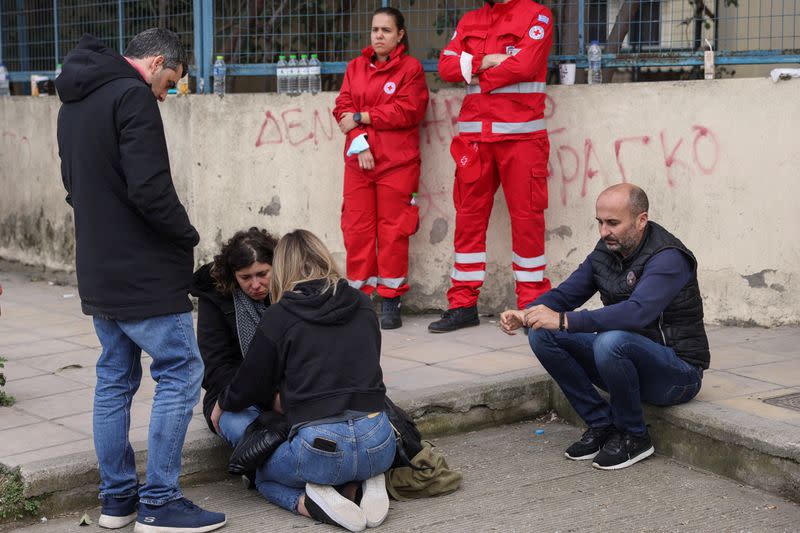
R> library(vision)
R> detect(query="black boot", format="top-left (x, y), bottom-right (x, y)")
top-left (428, 305), bottom-right (479, 333)
top-left (380, 297), bottom-right (402, 330)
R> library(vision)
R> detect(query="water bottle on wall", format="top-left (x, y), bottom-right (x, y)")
top-left (213, 55), bottom-right (226, 97)
top-left (276, 55), bottom-right (288, 94)
top-left (298, 54), bottom-right (309, 93)
top-left (587, 41), bottom-right (602, 85)
top-left (0, 62), bottom-right (10, 96)
top-left (287, 54), bottom-right (299, 95)
top-left (308, 54), bottom-right (321, 94)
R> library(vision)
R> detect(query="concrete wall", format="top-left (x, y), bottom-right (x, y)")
top-left (1, 77), bottom-right (799, 325)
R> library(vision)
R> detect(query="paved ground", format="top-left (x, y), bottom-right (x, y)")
top-left (2, 263), bottom-right (800, 470)
top-left (5, 421), bottom-right (800, 532)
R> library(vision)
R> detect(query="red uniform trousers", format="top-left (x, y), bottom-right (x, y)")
top-left (448, 136), bottom-right (551, 310)
top-left (341, 163), bottom-right (420, 299)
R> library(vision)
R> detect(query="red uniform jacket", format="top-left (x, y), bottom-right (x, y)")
top-left (438, 0), bottom-right (553, 142)
top-left (333, 45), bottom-right (429, 173)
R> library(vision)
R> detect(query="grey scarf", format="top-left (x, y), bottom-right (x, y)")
top-left (232, 288), bottom-right (267, 355)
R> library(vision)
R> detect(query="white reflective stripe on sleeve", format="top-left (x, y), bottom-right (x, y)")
top-left (443, 50), bottom-right (458, 57)
top-left (465, 81), bottom-right (546, 96)
top-left (377, 276), bottom-right (406, 289)
top-left (492, 119), bottom-right (546, 134)
top-left (348, 277), bottom-right (377, 289)
top-left (513, 270), bottom-right (545, 282)
top-left (451, 268), bottom-right (486, 282)
top-left (458, 121), bottom-right (482, 133)
top-left (454, 252), bottom-right (486, 264)
top-left (460, 51), bottom-right (474, 84)
top-left (512, 252), bottom-right (546, 269)
top-left (492, 81), bottom-right (547, 94)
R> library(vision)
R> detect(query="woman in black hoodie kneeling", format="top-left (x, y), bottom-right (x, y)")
top-left (213, 229), bottom-right (395, 532)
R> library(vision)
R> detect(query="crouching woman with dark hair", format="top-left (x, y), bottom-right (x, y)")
top-left (212, 229), bottom-right (395, 532)
top-left (190, 227), bottom-right (282, 447)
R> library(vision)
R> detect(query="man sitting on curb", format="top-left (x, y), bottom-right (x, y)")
top-left (501, 183), bottom-right (710, 470)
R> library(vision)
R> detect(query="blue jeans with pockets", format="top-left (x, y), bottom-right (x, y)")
top-left (529, 328), bottom-right (703, 435)
top-left (255, 412), bottom-right (396, 512)
top-left (93, 313), bottom-right (203, 505)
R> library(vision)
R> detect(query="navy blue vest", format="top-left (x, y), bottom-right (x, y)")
top-left (589, 222), bottom-right (710, 369)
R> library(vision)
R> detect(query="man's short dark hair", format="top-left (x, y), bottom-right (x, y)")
top-left (629, 186), bottom-right (649, 216)
top-left (124, 28), bottom-right (188, 77)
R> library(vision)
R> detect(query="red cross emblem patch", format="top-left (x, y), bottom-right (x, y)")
top-left (529, 25), bottom-right (545, 40)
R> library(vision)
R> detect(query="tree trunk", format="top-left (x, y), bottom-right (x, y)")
top-left (558, 0), bottom-right (586, 83)
top-left (158, 0), bottom-right (166, 29)
top-left (602, 0), bottom-right (641, 82)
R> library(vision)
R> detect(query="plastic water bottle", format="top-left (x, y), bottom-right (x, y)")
top-left (0, 62), bottom-right (10, 96)
top-left (213, 55), bottom-right (226, 97)
top-left (533, 428), bottom-right (545, 452)
top-left (276, 55), bottom-right (288, 94)
top-left (297, 54), bottom-right (309, 93)
top-left (308, 54), bottom-right (321, 94)
top-left (587, 41), bottom-right (602, 85)
top-left (287, 55), bottom-right (299, 95)
top-left (55, 63), bottom-right (62, 80)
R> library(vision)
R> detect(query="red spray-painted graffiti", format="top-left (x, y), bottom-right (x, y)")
top-left (251, 94), bottom-right (720, 209)
top-left (255, 107), bottom-right (336, 147)
top-left (549, 124), bottom-right (720, 205)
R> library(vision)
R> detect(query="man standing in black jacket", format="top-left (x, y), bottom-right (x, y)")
top-left (56, 30), bottom-right (225, 532)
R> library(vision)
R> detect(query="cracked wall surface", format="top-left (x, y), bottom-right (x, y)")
top-left (1, 79), bottom-right (799, 323)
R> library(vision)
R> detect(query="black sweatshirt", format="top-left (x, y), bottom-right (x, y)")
top-left (56, 34), bottom-right (199, 320)
top-left (217, 279), bottom-right (386, 427)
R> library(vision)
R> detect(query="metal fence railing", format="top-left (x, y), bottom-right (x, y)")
top-left (2, 1), bottom-right (799, 93)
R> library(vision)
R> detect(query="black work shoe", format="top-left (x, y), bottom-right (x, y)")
top-left (381, 298), bottom-right (402, 330)
top-left (428, 306), bottom-right (479, 333)
top-left (592, 429), bottom-right (655, 470)
top-left (564, 425), bottom-right (615, 461)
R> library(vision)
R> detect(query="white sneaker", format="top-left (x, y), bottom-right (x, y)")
top-left (360, 474), bottom-right (389, 527)
top-left (305, 483), bottom-right (366, 532)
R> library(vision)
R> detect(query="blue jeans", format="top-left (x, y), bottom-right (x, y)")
top-left (218, 406), bottom-right (262, 448)
top-left (255, 412), bottom-right (396, 512)
top-left (93, 313), bottom-right (203, 505)
top-left (529, 329), bottom-right (703, 435)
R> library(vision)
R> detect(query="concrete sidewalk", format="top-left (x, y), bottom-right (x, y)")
top-left (7, 422), bottom-right (800, 532)
top-left (1, 262), bottom-right (799, 513)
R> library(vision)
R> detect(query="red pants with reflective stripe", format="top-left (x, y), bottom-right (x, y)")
top-left (341, 163), bottom-right (420, 298)
top-left (447, 137), bottom-right (551, 310)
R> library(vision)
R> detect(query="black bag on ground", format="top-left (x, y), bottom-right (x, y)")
top-left (228, 411), bottom-right (289, 475)
top-left (384, 397), bottom-right (425, 470)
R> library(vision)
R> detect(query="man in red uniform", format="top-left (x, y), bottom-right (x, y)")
top-left (429, 0), bottom-right (554, 333)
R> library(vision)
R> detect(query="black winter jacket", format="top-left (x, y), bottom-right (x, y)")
top-left (190, 264), bottom-right (274, 432)
top-left (56, 34), bottom-right (199, 320)
top-left (218, 279), bottom-right (386, 427)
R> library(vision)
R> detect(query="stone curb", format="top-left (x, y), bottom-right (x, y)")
top-left (14, 370), bottom-right (800, 517)
top-left (17, 372), bottom-right (553, 516)
top-left (552, 389), bottom-right (800, 502)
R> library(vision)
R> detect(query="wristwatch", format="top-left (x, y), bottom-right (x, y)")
top-left (353, 112), bottom-right (362, 124)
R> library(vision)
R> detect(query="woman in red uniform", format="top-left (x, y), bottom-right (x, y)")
top-left (333, 6), bottom-right (429, 330)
